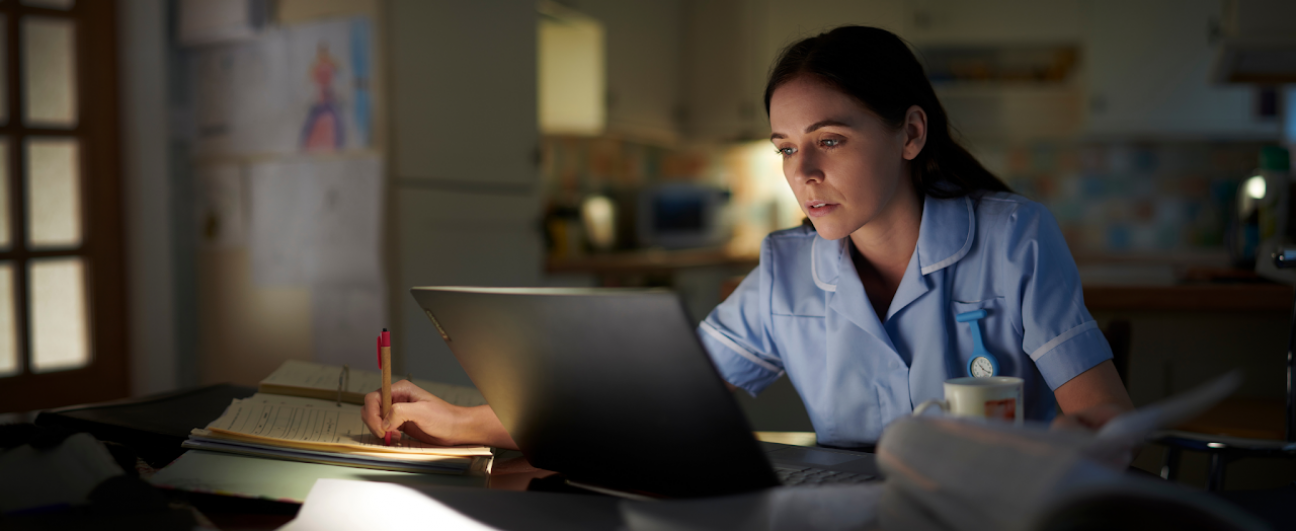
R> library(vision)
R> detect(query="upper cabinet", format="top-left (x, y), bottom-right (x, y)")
top-left (1081, 0), bottom-right (1279, 138)
top-left (539, 2), bottom-right (607, 136)
top-left (681, 0), bottom-right (765, 142)
top-left (391, 0), bottom-right (537, 185)
top-left (678, 0), bottom-right (1089, 142)
top-left (900, 0), bottom-right (1084, 46)
top-left (681, 0), bottom-right (907, 142)
top-left (553, 0), bottom-right (1282, 143)
top-left (575, 0), bottom-right (686, 144)
top-left (675, 0), bottom-right (1281, 142)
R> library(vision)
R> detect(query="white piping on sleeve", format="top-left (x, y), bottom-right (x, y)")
top-left (811, 237), bottom-right (837, 292)
top-left (699, 321), bottom-right (784, 374)
top-left (920, 196), bottom-right (977, 275)
top-left (1029, 320), bottom-right (1099, 361)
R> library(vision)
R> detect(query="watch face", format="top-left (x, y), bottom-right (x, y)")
top-left (970, 356), bottom-right (994, 377)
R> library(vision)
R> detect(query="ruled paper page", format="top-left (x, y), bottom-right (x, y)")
top-left (201, 398), bottom-right (492, 456)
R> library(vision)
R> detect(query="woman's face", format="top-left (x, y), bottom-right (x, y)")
top-left (768, 76), bottom-right (923, 241)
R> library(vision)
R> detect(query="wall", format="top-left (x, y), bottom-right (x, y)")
top-left (120, 0), bottom-right (182, 395)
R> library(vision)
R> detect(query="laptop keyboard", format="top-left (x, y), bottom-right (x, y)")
top-left (775, 466), bottom-right (877, 486)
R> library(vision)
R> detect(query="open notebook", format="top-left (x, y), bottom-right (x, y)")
top-left (186, 361), bottom-right (492, 475)
top-left (258, 359), bottom-right (488, 407)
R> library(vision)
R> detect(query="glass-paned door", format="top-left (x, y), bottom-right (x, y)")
top-left (0, 0), bottom-right (126, 412)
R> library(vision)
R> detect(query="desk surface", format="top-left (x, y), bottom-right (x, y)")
top-left (35, 383), bottom-right (258, 468)
top-left (150, 450), bottom-right (488, 502)
top-left (23, 383), bottom-right (1296, 531)
top-left (27, 383), bottom-right (576, 529)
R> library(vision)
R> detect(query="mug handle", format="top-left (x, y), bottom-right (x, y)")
top-left (913, 399), bottom-right (947, 417)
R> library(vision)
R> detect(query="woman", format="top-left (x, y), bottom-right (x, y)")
top-left (363, 26), bottom-right (1132, 450)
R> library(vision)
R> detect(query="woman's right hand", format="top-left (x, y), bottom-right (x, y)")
top-left (361, 380), bottom-right (518, 449)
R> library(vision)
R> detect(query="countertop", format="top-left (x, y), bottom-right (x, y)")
top-left (554, 249), bottom-right (1296, 312)
top-left (1082, 284), bottom-right (1294, 312)
top-left (547, 248), bottom-right (758, 275)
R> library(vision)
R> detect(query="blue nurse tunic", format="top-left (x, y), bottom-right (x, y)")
top-left (698, 192), bottom-right (1112, 446)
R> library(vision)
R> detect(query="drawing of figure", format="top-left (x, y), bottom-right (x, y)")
top-left (301, 43), bottom-right (345, 152)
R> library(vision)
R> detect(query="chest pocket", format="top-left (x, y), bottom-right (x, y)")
top-left (951, 297), bottom-right (1022, 377)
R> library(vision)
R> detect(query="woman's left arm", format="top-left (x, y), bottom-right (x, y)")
top-left (1001, 202), bottom-right (1134, 431)
top-left (1051, 359), bottom-right (1134, 431)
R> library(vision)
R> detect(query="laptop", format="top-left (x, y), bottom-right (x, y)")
top-left (410, 287), bottom-right (879, 498)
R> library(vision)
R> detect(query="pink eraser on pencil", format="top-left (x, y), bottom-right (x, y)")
top-left (384, 432), bottom-right (392, 446)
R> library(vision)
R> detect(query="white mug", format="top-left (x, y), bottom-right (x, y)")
top-left (913, 376), bottom-right (1024, 424)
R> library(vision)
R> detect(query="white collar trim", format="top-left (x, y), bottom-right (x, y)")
top-left (919, 196), bottom-right (976, 276)
top-left (811, 236), bottom-right (838, 292)
top-left (809, 195), bottom-right (976, 290)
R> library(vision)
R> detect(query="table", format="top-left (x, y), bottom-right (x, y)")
top-left (35, 383), bottom-right (259, 468)
top-left (29, 384), bottom-right (576, 529)
top-left (28, 383), bottom-right (1296, 531)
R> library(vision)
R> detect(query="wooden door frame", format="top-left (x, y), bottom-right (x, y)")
top-left (0, 0), bottom-right (127, 413)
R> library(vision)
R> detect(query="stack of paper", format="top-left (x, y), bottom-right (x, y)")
top-left (185, 359), bottom-right (494, 475)
top-left (875, 372), bottom-right (1265, 531)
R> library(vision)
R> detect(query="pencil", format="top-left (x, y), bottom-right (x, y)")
top-left (380, 328), bottom-right (393, 445)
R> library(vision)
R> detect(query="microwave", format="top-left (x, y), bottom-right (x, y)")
top-left (636, 184), bottom-right (731, 249)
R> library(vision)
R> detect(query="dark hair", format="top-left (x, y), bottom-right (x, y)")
top-left (764, 26), bottom-right (1010, 199)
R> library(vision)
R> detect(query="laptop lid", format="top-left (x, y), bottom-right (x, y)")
top-left (410, 287), bottom-right (780, 498)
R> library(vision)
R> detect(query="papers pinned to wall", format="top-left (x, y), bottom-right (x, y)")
top-left (178, 0), bottom-right (268, 46)
top-left (247, 155), bottom-right (387, 368)
top-left (196, 163), bottom-right (246, 249)
top-left (190, 16), bottom-right (373, 157)
top-left (186, 13), bottom-right (384, 374)
top-left (310, 284), bottom-right (386, 368)
top-left (248, 156), bottom-right (383, 287)
top-left (248, 160), bottom-right (323, 285)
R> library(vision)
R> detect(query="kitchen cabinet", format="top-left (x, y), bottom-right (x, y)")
top-left (390, 0), bottom-right (537, 186)
top-left (398, 187), bottom-right (543, 387)
top-left (682, 0), bottom-right (765, 141)
top-left (390, 0), bottom-right (544, 384)
top-left (900, 0), bottom-right (1084, 46)
top-left (680, 0), bottom-right (1088, 142)
top-left (935, 83), bottom-right (1084, 141)
top-left (1081, 0), bottom-right (1280, 138)
top-left (682, 0), bottom-right (914, 141)
top-left (578, 0), bottom-right (685, 144)
top-left (538, 4), bottom-right (605, 136)
top-left (678, 0), bottom-right (1281, 141)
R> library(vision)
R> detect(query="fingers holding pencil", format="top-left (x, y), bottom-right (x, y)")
top-left (361, 380), bottom-right (465, 446)
top-left (361, 379), bottom-right (418, 442)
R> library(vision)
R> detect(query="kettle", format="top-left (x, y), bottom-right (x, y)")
top-left (1243, 146), bottom-right (1295, 282)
